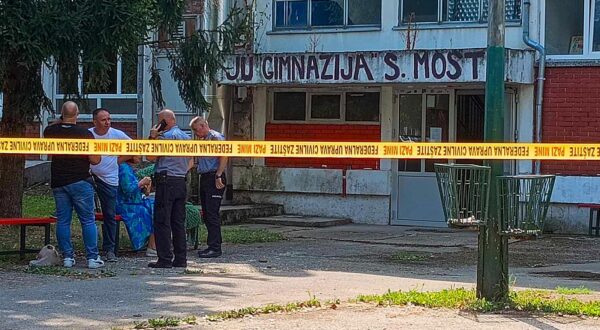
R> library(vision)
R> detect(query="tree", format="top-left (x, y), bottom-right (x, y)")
top-left (0, 0), bottom-right (251, 217)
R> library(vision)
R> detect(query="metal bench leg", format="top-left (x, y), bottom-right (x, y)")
top-left (19, 225), bottom-right (26, 259)
top-left (596, 210), bottom-right (600, 237)
top-left (590, 209), bottom-right (594, 237)
top-left (44, 224), bottom-right (51, 245)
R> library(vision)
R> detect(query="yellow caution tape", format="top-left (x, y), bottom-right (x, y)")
top-left (0, 138), bottom-right (598, 160)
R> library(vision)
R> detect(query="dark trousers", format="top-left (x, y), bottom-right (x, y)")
top-left (153, 176), bottom-right (187, 264)
top-left (200, 173), bottom-right (226, 252)
top-left (94, 179), bottom-right (118, 253)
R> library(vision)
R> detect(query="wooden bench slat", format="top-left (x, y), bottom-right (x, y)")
top-left (0, 218), bottom-right (56, 225)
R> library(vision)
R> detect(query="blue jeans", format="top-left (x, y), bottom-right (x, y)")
top-left (95, 178), bottom-right (118, 253)
top-left (52, 179), bottom-right (99, 260)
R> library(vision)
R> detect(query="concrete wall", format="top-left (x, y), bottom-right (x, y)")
top-left (233, 165), bottom-right (391, 224)
top-left (253, 0), bottom-right (541, 54)
top-left (544, 176), bottom-right (600, 234)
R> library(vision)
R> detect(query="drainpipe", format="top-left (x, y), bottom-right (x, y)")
top-left (523, 0), bottom-right (546, 174)
top-left (136, 44), bottom-right (144, 139)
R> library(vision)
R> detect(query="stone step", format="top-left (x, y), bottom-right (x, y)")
top-left (211, 204), bottom-right (284, 225)
top-left (245, 215), bottom-right (352, 227)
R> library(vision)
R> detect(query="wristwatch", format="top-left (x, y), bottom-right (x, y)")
top-left (216, 174), bottom-right (222, 179)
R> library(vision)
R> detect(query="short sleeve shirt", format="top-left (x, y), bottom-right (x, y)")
top-left (196, 129), bottom-right (225, 174)
top-left (89, 127), bottom-right (131, 186)
top-left (154, 126), bottom-right (192, 177)
top-left (43, 123), bottom-right (95, 188)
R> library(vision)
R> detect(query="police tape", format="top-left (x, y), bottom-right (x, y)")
top-left (0, 138), bottom-right (599, 160)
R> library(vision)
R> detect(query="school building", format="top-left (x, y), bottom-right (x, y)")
top-left (3, 0), bottom-right (600, 233)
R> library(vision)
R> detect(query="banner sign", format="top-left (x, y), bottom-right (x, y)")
top-left (1, 138), bottom-right (599, 160)
top-left (218, 49), bottom-right (535, 85)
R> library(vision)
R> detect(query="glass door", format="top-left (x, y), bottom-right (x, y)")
top-left (394, 90), bottom-right (451, 227)
top-left (398, 92), bottom-right (451, 173)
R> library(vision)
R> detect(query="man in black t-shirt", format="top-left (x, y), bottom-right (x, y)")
top-left (43, 101), bottom-right (105, 269)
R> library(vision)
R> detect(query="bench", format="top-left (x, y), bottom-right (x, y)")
top-left (577, 204), bottom-right (600, 237)
top-left (0, 217), bottom-right (56, 257)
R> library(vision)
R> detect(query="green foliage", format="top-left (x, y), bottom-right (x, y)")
top-left (510, 290), bottom-right (600, 316)
top-left (0, 0), bottom-right (185, 114)
top-left (22, 192), bottom-right (55, 217)
top-left (555, 286), bottom-right (592, 295)
top-left (135, 315), bottom-right (196, 329)
top-left (166, 4), bottom-right (252, 113)
top-left (201, 227), bottom-right (285, 244)
top-left (25, 266), bottom-right (116, 279)
top-left (207, 297), bottom-right (322, 321)
top-left (355, 288), bottom-right (600, 317)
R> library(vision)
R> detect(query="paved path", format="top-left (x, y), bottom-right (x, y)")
top-left (0, 224), bottom-right (599, 329)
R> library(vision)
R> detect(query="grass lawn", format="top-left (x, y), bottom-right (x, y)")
top-left (203, 288), bottom-right (600, 322)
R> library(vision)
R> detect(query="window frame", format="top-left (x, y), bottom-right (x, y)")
top-left (398, 0), bottom-right (522, 26)
top-left (272, 0), bottom-right (382, 31)
top-left (542, 0), bottom-right (600, 59)
top-left (308, 92), bottom-right (343, 121)
top-left (54, 55), bottom-right (138, 119)
top-left (269, 88), bottom-right (381, 124)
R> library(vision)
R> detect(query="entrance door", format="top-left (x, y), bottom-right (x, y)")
top-left (393, 91), bottom-right (452, 227)
top-left (392, 89), bottom-right (517, 227)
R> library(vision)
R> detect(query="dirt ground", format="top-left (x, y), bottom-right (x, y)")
top-left (200, 304), bottom-right (600, 330)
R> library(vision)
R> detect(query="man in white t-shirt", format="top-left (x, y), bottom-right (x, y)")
top-left (89, 108), bottom-right (131, 262)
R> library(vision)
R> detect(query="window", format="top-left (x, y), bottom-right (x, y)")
top-left (274, 0), bottom-right (381, 29)
top-left (346, 92), bottom-right (380, 121)
top-left (398, 93), bottom-right (450, 173)
top-left (274, 92), bottom-right (306, 120)
top-left (400, 0), bottom-right (521, 24)
top-left (55, 50), bottom-right (138, 115)
top-left (544, 0), bottom-right (600, 57)
top-left (272, 91), bottom-right (380, 122)
top-left (158, 14), bottom-right (202, 48)
top-left (310, 94), bottom-right (341, 119)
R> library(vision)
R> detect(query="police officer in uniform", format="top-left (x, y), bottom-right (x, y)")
top-left (190, 116), bottom-right (227, 258)
top-left (147, 109), bottom-right (192, 268)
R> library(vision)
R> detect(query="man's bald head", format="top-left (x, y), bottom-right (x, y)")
top-left (157, 109), bottom-right (177, 130)
top-left (61, 101), bottom-right (79, 122)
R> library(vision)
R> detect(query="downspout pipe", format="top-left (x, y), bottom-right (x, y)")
top-left (523, 0), bottom-right (546, 174)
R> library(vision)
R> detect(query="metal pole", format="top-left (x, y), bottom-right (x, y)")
top-left (478, 0), bottom-right (509, 302)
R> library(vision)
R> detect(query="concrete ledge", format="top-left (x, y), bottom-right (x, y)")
top-left (546, 203), bottom-right (591, 235)
top-left (551, 176), bottom-right (600, 204)
top-left (24, 161), bottom-right (50, 188)
top-left (246, 215), bottom-right (352, 227)
top-left (218, 204), bottom-right (284, 225)
top-left (234, 191), bottom-right (390, 225)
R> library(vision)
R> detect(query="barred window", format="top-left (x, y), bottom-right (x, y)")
top-left (401, 0), bottom-right (521, 24)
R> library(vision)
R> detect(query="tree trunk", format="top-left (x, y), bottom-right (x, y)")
top-left (0, 58), bottom-right (40, 218)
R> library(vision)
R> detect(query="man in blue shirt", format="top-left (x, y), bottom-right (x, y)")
top-left (147, 109), bottom-right (192, 268)
top-left (190, 116), bottom-right (227, 258)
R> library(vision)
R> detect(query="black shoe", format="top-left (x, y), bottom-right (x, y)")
top-left (198, 249), bottom-right (222, 258)
top-left (173, 260), bottom-right (187, 268)
top-left (148, 261), bottom-right (172, 268)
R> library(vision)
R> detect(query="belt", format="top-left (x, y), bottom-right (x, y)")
top-left (200, 171), bottom-right (217, 176)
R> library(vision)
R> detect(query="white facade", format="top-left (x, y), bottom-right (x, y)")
top-left (223, 0), bottom-right (545, 227)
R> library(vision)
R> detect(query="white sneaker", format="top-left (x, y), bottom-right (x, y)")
top-left (145, 248), bottom-right (157, 257)
top-left (87, 256), bottom-right (105, 269)
top-left (63, 258), bottom-right (76, 268)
